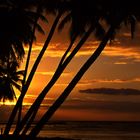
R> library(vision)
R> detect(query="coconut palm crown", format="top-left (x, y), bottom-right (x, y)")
top-left (0, 61), bottom-right (24, 102)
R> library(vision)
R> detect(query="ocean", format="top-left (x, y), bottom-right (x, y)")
top-left (1, 121), bottom-right (140, 140)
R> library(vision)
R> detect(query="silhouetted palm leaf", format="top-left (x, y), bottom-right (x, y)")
top-left (36, 24), bottom-right (45, 35)
top-left (11, 81), bottom-right (21, 91)
top-left (58, 12), bottom-right (71, 32)
top-left (0, 77), bottom-right (16, 101)
top-left (0, 61), bottom-right (24, 102)
top-left (0, 0), bottom-right (46, 65)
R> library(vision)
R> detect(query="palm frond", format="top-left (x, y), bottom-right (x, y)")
top-left (94, 22), bottom-right (105, 40)
top-left (10, 84), bottom-right (17, 100)
top-left (11, 70), bottom-right (24, 82)
top-left (12, 41), bottom-right (25, 61)
top-left (0, 80), bottom-right (15, 101)
top-left (129, 15), bottom-right (137, 38)
top-left (36, 24), bottom-right (45, 34)
top-left (39, 14), bottom-right (48, 23)
top-left (58, 12), bottom-right (71, 32)
top-left (11, 80), bottom-right (21, 91)
top-left (14, 70), bottom-right (25, 76)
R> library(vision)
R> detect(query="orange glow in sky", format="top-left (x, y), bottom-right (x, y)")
top-left (1, 18), bottom-right (140, 122)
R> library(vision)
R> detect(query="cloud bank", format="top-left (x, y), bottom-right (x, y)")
top-left (79, 78), bottom-right (140, 85)
top-left (79, 88), bottom-right (140, 95)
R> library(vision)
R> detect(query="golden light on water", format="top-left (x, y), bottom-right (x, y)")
top-left (0, 100), bottom-right (17, 106)
top-left (0, 100), bottom-right (31, 106)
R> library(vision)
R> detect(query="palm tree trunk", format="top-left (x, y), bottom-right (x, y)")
top-left (13, 25), bottom-right (94, 135)
top-left (24, 12), bottom-right (62, 94)
top-left (16, 9), bottom-right (40, 130)
top-left (29, 26), bottom-right (115, 137)
top-left (59, 35), bottom-right (77, 65)
top-left (19, 38), bottom-right (76, 135)
top-left (4, 12), bottom-right (62, 135)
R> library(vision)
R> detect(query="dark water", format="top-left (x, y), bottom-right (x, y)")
top-left (1, 121), bottom-right (140, 140)
top-left (38, 121), bottom-right (140, 140)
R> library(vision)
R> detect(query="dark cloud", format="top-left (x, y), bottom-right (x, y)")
top-left (79, 88), bottom-right (140, 95)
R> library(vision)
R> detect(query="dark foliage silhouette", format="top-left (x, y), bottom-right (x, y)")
top-left (0, 0), bottom-right (140, 139)
top-left (0, 61), bottom-right (24, 102)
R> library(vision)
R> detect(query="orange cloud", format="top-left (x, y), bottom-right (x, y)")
top-left (114, 61), bottom-right (127, 65)
top-left (36, 71), bottom-right (71, 77)
top-left (23, 38), bottom-right (140, 64)
top-left (32, 42), bottom-right (140, 60)
top-left (103, 46), bottom-right (140, 61)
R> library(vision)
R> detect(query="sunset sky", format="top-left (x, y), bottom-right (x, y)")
top-left (1, 16), bottom-right (140, 122)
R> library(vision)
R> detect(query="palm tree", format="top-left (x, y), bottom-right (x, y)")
top-left (4, 0), bottom-right (70, 135)
top-left (16, 0), bottom-right (47, 130)
top-left (5, 0), bottom-right (71, 135)
top-left (13, 0), bottom-right (115, 136)
top-left (2, 0), bottom-right (46, 135)
top-left (14, 25), bottom-right (95, 135)
top-left (5, 0), bottom-right (140, 137)
top-left (0, 61), bottom-right (24, 102)
top-left (21, 0), bottom-right (71, 105)
top-left (13, 0), bottom-right (104, 135)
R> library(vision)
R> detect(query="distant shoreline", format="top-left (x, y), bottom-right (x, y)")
top-left (0, 135), bottom-right (77, 140)
top-left (1, 120), bottom-right (140, 124)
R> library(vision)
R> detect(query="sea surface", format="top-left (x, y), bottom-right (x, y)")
top-left (1, 121), bottom-right (140, 140)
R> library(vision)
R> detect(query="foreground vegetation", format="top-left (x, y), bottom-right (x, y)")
top-left (0, 0), bottom-right (139, 139)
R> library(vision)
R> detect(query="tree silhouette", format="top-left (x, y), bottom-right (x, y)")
top-left (4, 0), bottom-right (63, 135)
top-left (12, 0), bottom-right (139, 137)
top-left (1, 0), bottom-right (140, 138)
top-left (1, 0), bottom-right (46, 135)
top-left (10, 0), bottom-right (73, 135)
top-left (13, 0), bottom-right (105, 135)
top-left (0, 61), bottom-right (24, 102)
